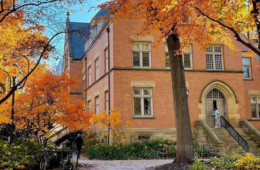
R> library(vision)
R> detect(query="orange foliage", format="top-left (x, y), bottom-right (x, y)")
top-left (0, 66), bottom-right (93, 138)
top-left (101, 0), bottom-right (256, 53)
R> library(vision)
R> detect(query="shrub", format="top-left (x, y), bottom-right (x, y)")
top-left (87, 138), bottom-right (176, 160)
top-left (82, 131), bottom-right (99, 155)
top-left (189, 157), bottom-right (209, 170)
top-left (207, 154), bottom-right (260, 169)
top-left (0, 140), bottom-right (44, 169)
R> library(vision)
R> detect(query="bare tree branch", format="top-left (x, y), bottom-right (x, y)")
top-left (0, 0), bottom-right (61, 23)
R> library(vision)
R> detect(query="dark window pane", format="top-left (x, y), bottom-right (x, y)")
top-left (165, 53), bottom-right (170, 67)
top-left (206, 54), bottom-right (213, 69)
top-left (258, 104), bottom-right (260, 119)
top-left (134, 98), bottom-right (141, 115)
top-left (251, 104), bottom-right (256, 118)
top-left (183, 54), bottom-right (191, 68)
top-left (142, 52), bottom-right (150, 67)
top-left (133, 52), bottom-right (140, 67)
top-left (243, 66), bottom-right (250, 78)
top-left (215, 54), bottom-right (223, 70)
top-left (144, 98), bottom-right (151, 115)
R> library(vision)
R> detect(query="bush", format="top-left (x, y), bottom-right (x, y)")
top-left (0, 140), bottom-right (44, 169)
top-left (87, 138), bottom-right (176, 160)
top-left (81, 131), bottom-right (99, 155)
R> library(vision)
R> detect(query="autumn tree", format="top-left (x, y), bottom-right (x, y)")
top-left (97, 0), bottom-right (260, 164)
top-left (0, 65), bottom-right (93, 145)
top-left (192, 0), bottom-right (260, 56)
top-left (0, 0), bottom-right (87, 105)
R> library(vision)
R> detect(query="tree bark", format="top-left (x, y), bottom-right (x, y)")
top-left (166, 32), bottom-right (194, 164)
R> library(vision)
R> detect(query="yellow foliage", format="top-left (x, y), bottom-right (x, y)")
top-left (233, 154), bottom-right (260, 169)
top-left (100, 0), bottom-right (257, 54)
top-left (91, 110), bottom-right (132, 145)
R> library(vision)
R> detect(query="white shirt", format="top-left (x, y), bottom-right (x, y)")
top-left (215, 110), bottom-right (219, 118)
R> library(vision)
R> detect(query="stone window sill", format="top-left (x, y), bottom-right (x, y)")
top-left (244, 79), bottom-right (254, 81)
top-left (247, 119), bottom-right (260, 121)
top-left (133, 117), bottom-right (156, 119)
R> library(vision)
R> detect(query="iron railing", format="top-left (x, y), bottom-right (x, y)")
top-left (220, 116), bottom-right (250, 152)
top-left (48, 127), bottom-right (69, 143)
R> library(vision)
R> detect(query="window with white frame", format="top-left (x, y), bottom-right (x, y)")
top-left (250, 96), bottom-right (260, 119)
top-left (88, 100), bottom-right (91, 112)
top-left (133, 88), bottom-right (153, 116)
top-left (206, 45), bottom-right (223, 70)
top-left (95, 58), bottom-right (99, 80)
top-left (105, 47), bottom-right (109, 73)
top-left (165, 43), bottom-right (192, 69)
top-left (132, 42), bottom-right (151, 68)
top-left (105, 91), bottom-right (109, 114)
top-left (242, 58), bottom-right (251, 79)
top-left (95, 96), bottom-right (99, 115)
top-left (88, 66), bottom-right (91, 86)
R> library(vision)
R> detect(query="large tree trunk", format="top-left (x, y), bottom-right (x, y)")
top-left (166, 32), bottom-right (194, 164)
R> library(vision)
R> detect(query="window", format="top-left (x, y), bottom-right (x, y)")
top-left (242, 58), bottom-right (251, 79)
top-left (88, 66), bottom-right (91, 86)
top-left (206, 45), bottom-right (223, 70)
top-left (88, 100), bottom-right (91, 112)
top-left (250, 96), bottom-right (260, 119)
top-left (95, 58), bottom-right (99, 80)
top-left (105, 48), bottom-right (109, 73)
top-left (133, 88), bottom-right (153, 117)
top-left (105, 91), bottom-right (109, 114)
top-left (132, 42), bottom-right (151, 68)
top-left (95, 96), bottom-right (99, 115)
top-left (165, 43), bottom-right (192, 69)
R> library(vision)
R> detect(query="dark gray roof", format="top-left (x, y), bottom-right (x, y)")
top-left (93, 8), bottom-right (110, 20)
top-left (69, 22), bottom-right (90, 59)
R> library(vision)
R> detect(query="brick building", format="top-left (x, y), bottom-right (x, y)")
top-left (64, 9), bottom-right (260, 142)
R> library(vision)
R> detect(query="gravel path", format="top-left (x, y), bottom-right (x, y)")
top-left (77, 157), bottom-right (173, 170)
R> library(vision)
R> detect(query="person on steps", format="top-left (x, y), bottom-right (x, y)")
top-left (214, 107), bottom-right (220, 128)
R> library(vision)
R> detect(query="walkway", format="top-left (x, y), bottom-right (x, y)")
top-left (77, 157), bottom-right (172, 170)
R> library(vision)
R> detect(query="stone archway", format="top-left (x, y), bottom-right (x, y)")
top-left (198, 80), bottom-right (239, 126)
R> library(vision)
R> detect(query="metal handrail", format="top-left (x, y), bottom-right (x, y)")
top-left (220, 116), bottom-right (250, 152)
top-left (48, 127), bottom-right (69, 142)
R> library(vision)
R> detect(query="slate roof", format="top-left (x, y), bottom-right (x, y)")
top-left (69, 22), bottom-right (90, 59)
top-left (93, 8), bottom-right (110, 20)
top-left (68, 8), bottom-right (109, 60)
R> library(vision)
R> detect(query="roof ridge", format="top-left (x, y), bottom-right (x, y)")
top-left (69, 22), bottom-right (89, 24)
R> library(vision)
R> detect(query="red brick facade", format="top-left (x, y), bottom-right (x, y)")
top-left (66, 18), bottom-right (260, 136)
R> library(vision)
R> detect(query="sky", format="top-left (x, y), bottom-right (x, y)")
top-left (47, 0), bottom-right (107, 71)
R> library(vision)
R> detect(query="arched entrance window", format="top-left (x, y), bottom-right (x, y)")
top-left (205, 89), bottom-right (226, 128)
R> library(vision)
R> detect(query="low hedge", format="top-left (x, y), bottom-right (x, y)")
top-left (87, 139), bottom-right (176, 160)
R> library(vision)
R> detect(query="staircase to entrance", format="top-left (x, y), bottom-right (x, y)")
top-left (211, 128), bottom-right (246, 155)
top-left (196, 118), bottom-right (260, 156)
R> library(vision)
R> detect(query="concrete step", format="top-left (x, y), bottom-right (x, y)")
top-left (211, 128), bottom-right (247, 156)
top-left (234, 128), bottom-right (260, 156)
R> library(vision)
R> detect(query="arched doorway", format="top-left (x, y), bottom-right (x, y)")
top-left (205, 89), bottom-right (226, 127)
top-left (198, 80), bottom-right (239, 127)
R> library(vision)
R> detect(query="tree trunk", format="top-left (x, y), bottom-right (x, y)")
top-left (166, 32), bottom-right (194, 164)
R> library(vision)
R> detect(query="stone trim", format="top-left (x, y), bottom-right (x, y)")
top-left (94, 51), bottom-right (99, 60)
top-left (87, 60), bottom-right (91, 67)
top-left (94, 91), bottom-right (99, 97)
top-left (130, 35), bottom-right (154, 42)
top-left (131, 81), bottom-right (155, 88)
top-left (248, 90), bottom-right (260, 95)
